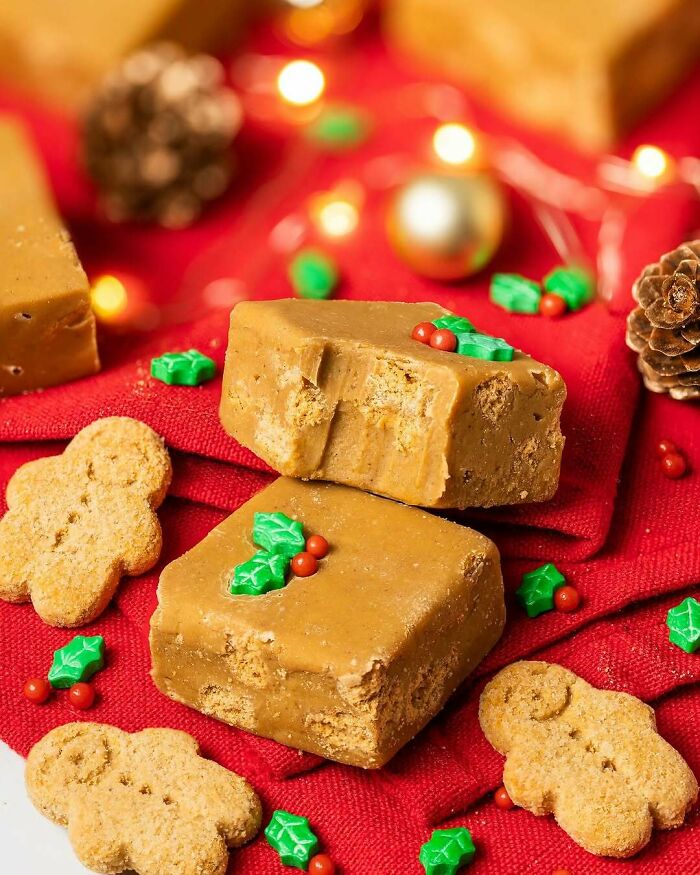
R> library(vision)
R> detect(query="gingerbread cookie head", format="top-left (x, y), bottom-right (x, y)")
top-left (0, 417), bottom-right (172, 627)
top-left (479, 661), bottom-right (698, 858)
top-left (26, 722), bottom-right (262, 875)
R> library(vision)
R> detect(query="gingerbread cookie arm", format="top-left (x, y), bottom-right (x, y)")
top-left (0, 511), bottom-right (34, 602)
top-left (69, 796), bottom-right (129, 874)
top-left (107, 492), bottom-right (164, 577)
top-left (5, 456), bottom-right (58, 506)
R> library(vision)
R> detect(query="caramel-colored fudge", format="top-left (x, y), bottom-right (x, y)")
top-left (384, 0), bottom-right (700, 151)
top-left (150, 477), bottom-right (505, 768)
top-left (0, 0), bottom-right (248, 107)
top-left (0, 120), bottom-right (99, 397)
top-left (220, 300), bottom-right (565, 509)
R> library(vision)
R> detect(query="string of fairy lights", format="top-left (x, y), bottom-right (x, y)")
top-left (89, 47), bottom-right (695, 328)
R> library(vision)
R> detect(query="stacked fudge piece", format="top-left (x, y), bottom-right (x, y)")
top-left (150, 300), bottom-right (566, 768)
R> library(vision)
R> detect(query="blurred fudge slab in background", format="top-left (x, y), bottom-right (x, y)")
top-left (0, 118), bottom-right (99, 396)
top-left (384, 0), bottom-right (700, 151)
top-left (0, 0), bottom-right (251, 108)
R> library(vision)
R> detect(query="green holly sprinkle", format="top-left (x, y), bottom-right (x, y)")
top-left (490, 273), bottom-right (542, 314)
top-left (666, 597), bottom-right (700, 654)
top-left (253, 511), bottom-right (305, 557)
top-left (516, 563), bottom-right (566, 617)
top-left (230, 551), bottom-right (289, 596)
top-left (543, 266), bottom-right (595, 311)
top-left (265, 809), bottom-right (319, 870)
top-left (289, 249), bottom-right (338, 300)
top-left (306, 105), bottom-right (369, 150)
top-left (456, 332), bottom-right (514, 362)
top-left (48, 635), bottom-right (105, 689)
top-left (432, 315), bottom-right (476, 334)
top-left (419, 827), bottom-right (476, 875)
top-left (151, 349), bottom-right (216, 386)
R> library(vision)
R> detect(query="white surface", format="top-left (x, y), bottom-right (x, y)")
top-left (0, 740), bottom-right (91, 874)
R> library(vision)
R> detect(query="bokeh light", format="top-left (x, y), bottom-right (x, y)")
top-left (90, 274), bottom-right (128, 322)
top-left (317, 199), bottom-right (359, 237)
top-left (277, 60), bottom-right (325, 106)
top-left (433, 123), bottom-right (476, 166)
top-left (632, 145), bottom-right (669, 180)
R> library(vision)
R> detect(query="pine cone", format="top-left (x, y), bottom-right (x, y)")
top-left (626, 240), bottom-right (700, 401)
top-left (83, 43), bottom-right (242, 229)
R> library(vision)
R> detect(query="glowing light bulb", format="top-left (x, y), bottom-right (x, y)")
top-left (286, 0), bottom-right (323, 7)
top-left (433, 123), bottom-right (476, 166)
top-left (318, 199), bottom-right (359, 237)
top-left (277, 60), bottom-right (325, 106)
top-left (90, 274), bottom-right (128, 322)
top-left (632, 145), bottom-right (669, 180)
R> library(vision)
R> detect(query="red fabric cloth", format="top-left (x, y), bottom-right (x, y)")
top-left (1, 22), bottom-right (700, 875)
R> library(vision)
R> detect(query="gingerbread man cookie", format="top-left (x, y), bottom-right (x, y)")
top-left (479, 661), bottom-right (698, 858)
top-left (26, 722), bottom-right (262, 875)
top-left (0, 417), bottom-right (171, 627)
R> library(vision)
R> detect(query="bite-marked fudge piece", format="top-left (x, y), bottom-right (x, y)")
top-left (0, 119), bottom-right (99, 397)
top-left (384, 0), bottom-right (700, 151)
top-left (220, 300), bottom-right (566, 509)
top-left (150, 477), bottom-right (505, 768)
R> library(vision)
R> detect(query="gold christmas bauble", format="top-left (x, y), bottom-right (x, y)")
top-left (386, 171), bottom-right (506, 280)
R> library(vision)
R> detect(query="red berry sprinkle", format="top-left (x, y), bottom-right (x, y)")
top-left (23, 677), bottom-right (51, 705)
top-left (412, 321), bottom-right (437, 344)
top-left (554, 586), bottom-right (581, 613)
top-left (494, 785), bottom-right (515, 810)
top-left (429, 328), bottom-right (457, 352)
top-left (68, 682), bottom-right (95, 710)
top-left (291, 551), bottom-right (318, 577)
top-left (656, 438), bottom-right (678, 457)
top-left (309, 854), bottom-right (336, 875)
top-left (661, 452), bottom-right (687, 480)
top-left (539, 293), bottom-right (567, 318)
top-left (306, 534), bottom-right (329, 559)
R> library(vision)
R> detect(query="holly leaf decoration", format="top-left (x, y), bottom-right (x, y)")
top-left (666, 596), bottom-right (700, 653)
top-left (419, 827), bottom-right (476, 875)
top-left (230, 551), bottom-right (289, 596)
top-left (490, 273), bottom-right (542, 314)
top-left (48, 635), bottom-right (105, 689)
top-left (432, 315), bottom-right (476, 334)
top-left (456, 332), bottom-right (514, 362)
top-left (516, 563), bottom-right (566, 617)
top-left (543, 266), bottom-right (594, 310)
top-left (253, 512), bottom-right (305, 557)
top-left (151, 349), bottom-right (216, 386)
top-left (265, 809), bottom-right (319, 869)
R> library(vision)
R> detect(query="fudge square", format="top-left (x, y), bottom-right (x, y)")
top-left (0, 119), bottom-right (99, 396)
top-left (150, 477), bottom-right (505, 768)
top-left (220, 300), bottom-right (566, 508)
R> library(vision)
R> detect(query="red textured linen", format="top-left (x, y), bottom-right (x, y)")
top-left (1, 22), bottom-right (700, 875)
